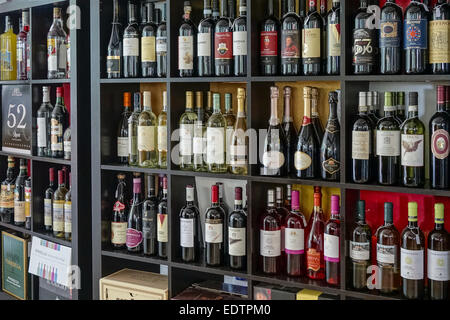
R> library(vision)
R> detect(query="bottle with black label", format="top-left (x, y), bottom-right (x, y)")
top-left (142, 175), bottom-right (158, 256)
top-left (353, 0), bottom-right (377, 74)
top-left (320, 91), bottom-right (340, 181)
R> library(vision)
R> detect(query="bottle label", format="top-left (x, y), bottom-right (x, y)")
top-left (431, 129), bottom-right (450, 160)
top-left (262, 151), bottom-right (285, 170)
top-left (206, 127), bottom-right (225, 164)
top-left (64, 201), bottom-right (72, 233)
top-left (128, 123), bottom-right (137, 156)
top-left (106, 56), bottom-right (120, 74)
top-left (281, 29), bottom-right (300, 62)
top-left (111, 222), bottom-right (127, 245)
top-left (214, 31), bottom-right (233, 62)
top-left (37, 117), bottom-right (47, 148)
top-left (64, 140), bottom-right (71, 154)
top-left (51, 119), bottom-right (63, 151)
top-left (180, 218), bottom-right (194, 248)
top-left (322, 158), bottom-right (340, 175)
top-left (404, 18), bottom-right (428, 50)
top-left (47, 37), bottom-right (66, 71)
top-left (376, 130), bottom-right (400, 156)
top-left (427, 249), bottom-right (450, 281)
top-left (123, 37), bottom-right (139, 57)
top-left (205, 219), bottom-right (223, 244)
top-left (141, 36), bottom-right (156, 62)
top-left (142, 210), bottom-right (156, 239)
top-left (117, 137), bottom-right (128, 157)
top-left (158, 126), bottom-right (167, 152)
top-left (353, 28), bottom-right (375, 65)
top-left (285, 228), bottom-right (304, 254)
top-left (380, 20), bottom-right (401, 48)
top-left (44, 198), bottom-right (52, 226)
top-left (228, 227), bottom-right (246, 256)
top-left (14, 201), bottom-right (25, 223)
top-left (377, 243), bottom-right (397, 265)
top-left (198, 32), bottom-right (212, 57)
top-left (429, 20), bottom-right (450, 64)
top-left (137, 125), bottom-right (156, 151)
top-left (157, 213), bottom-right (168, 243)
top-left (193, 136), bottom-right (205, 155)
top-left (352, 131), bottom-right (370, 160)
top-left (327, 23), bottom-right (341, 57)
top-left (178, 36), bottom-right (194, 70)
top-left (0, 185), bottom-right (14, 209)
top-left (350, 241), bottom-right (370, 261)
top-left (260, 229), bottom-right (281, 257)
top-left (294, 151), bottom-right (312, 171)
top-left (302, 28), bottom-right (321, 61)
top-left (401, 248), bottom-right (424, 280)
top-left (126, 228), bottom-right (143, 248)
top-left (260, 31), bottom-right (278, 57)
top-left (229, 143), bottom-right (247, 166)
top-left (180, 124), bottom-right (194, 156)
top-left (233, 31), bottom-right (247, 56)
top-left (25, 186), bottom-right (31, 218)
top-left (401, 134), bottom-right (424, 167)
top-left (306, 248), bottom-right (321, 272)
top-left (53, 200), bottom-right (64, 232)
top-left (156, 36), bottom-right (168, 55)
top-left (324, 233), bottom-right (340, 262)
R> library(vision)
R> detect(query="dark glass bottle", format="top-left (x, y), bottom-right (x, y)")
top-left (326, 0), bottom-right (340, 75)
top-left (302, 0), bottom-right (322, 75)
top-left (430, 86), bottom-right (450, 189)
top-left (179, 1), bottom-right (197, 77)
top-left (404, 0), bottom-right (429, 74)
top-left (325, 195), bottom-right (340, 286)
top-left (353, 0), bottom-right (376, 74)
top-left (198, 0), bottom-right (215, 77)
top-left (117, 92), bottom-right (132, 164)
top-left (107, 0), bottom-right (122, 78)
top-left (123, 1), bottom-right (140, 78)
top-left (311, 87), bottom-right (325, 143)
top-left (260, 0), bottom-right (280, 76)
top-left (157, 176), bottom-right (168, 258)
top-left (141, 2), bottom-right (157, 77)
top-left (232, 0), bottom-right (247, 76)
top-left (142, 175), bottom-right (157, 256)
top-left (368, 91), bottom-right (380, 126)
top-left (180, 185), bottom-right (202, 262)
top-left (212, 0), bottom-right (220, 21)
top-left (430, 0), bottom-right (450, 74)
top-left (205, 185), bottom-right (225, 266)
top-left (0, 157), bottom-right (15, 224)
top-left (156, 3), bottom-right (167, 77)
top-left (320, 92), bottom-right (340, 181)
top-left (43, 167), bottom-right (55, 231)
top-left (282, 87), bottom-right (297, 176)
top-left (281, 0), bottom-right (302, 75)
top-left (215, 0), bottom-right (233, 76)
top-left (111, 173), bottom-right (127, 249)
top-left (380, 0), bottom-right (402, 74)
top-left (285, 190), bottom-right (306, 277)
top-left (228, 187), bottom-right (247, 270)
top-left (126, 177), bottom-right (143, 253)
top-left (37, 86), bottom-right (54, 157)
top-left (50, 87), bottom-right (68, 159)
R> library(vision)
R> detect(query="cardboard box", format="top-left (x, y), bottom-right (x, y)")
top-left (296, 289), bottom-right (339, 300)
top-left (254, 284), bottom-right (299, 300)
top-left (99, 269), bottom-right (168, 300)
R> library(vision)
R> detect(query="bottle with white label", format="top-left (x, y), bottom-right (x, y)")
top-left (400, 92), bottom-right (425, 187)
top-left (53, 170), bottom-right (68, 238)
top-left (14, 160), bottom-right (27, 227)
top-left (123, 1), bottom-right (140, 78)
top-left (193, 92), bottom-right (207, 172)
top-left (324, 195), bottom-right (340, 286)
top-left (229, 88), bottom-right (248, 175)
top-left (50, 87), bottom-right (68, 159)
top-left (205, 184), bottom-right (225, 266)
top-left (158, 91), bottom-right (167, 168)
top-left (179, 91), bottom-right (197, 170)
top-left (350, 200), bottom-right (372, 290)
top-left (376, 202), bottom-right (400, 294)
top-left (47, 7), bottom-right (67, 79)
top-left (232, 0), bottom-right (247, 76)
top-left (376, 92), bottom-right (401, 185)
top-left (37, 86), bottom-right (54, 157)
top-left (117, 92), bottom-right (132, 164)
top-left (206, 93), bottom-right (227, 173)
top-left (128, 92), bottom-right (142, 166)
top-left (428, 203), bottom-right (450, 300)
top-left (223, 93), bottom-right (236, 170)
top-left (401, 201), bottom-right (425, 299)
top-left (228, 187), bottom-right (247, 270)
top-left (137, 91), bottom-right (158, 168)
top-left (198, 0), bottom-right (214, 76)
top-left (180, 185), bottom-right (201, 262)
top-left (179, 1), bottom-right (197, 77)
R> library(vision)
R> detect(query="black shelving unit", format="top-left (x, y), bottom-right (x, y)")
top-left (91, 0), bottom-right (450, 301)
top-left (0, 0), bottom-right (91, 299)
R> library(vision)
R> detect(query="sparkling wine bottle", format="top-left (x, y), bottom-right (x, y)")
top-left (320, 91), bottom-right (340, 181)
top-left (283, 87), bottom-right (297, 176)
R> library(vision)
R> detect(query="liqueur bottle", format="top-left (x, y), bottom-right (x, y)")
top-left (206, 93), bottom-right (227, 173)
top-left (282, 87), bottom-right (297, 176)
top-left (137, 91), bottom-right (158, 168)
top-left (400, 92), bottom-right (425, 187)
top-left (142, 175), bottom-right (158, 256)
top-left (205, 185), bottom-right (225, 266)
top-left (404, 0), bottom-right (429, 74)
top-left (260, 0), bottom-right (280, 76)
top-left (180, 185), bottom-right (202, 262)
top-left (326, 0), bottom-right (340, 75)
top-left (430, 0), bottom-right (450, 74)
top-left (141, 2), bottom-right (157, 77)
top-left (353, 0), bottom-right (376, 74)
top-left (123, 1), bottom-right (140, 78)
top-left (43, 168), bottom-right (55, 231)
top-left (126, 177), bottom-right (143, 253)
top-left (0, 157), bottom-right (15, 224)
top-left (128, 92), bottom-right (141, 166)
top-left (179, 1), bottom-right (197, 77)
top-left (281, 0), bottom-right (302, 76)
top-left (111, 173), bottom-right (127, 249)
top-left (179, 91), bottom-right (197, 170)
top-left (64, 173), bottom-right (71, 240)
top-left (285, 190), bottom-right (306, 277)
top-left (302, 0), bottom-right (322, 75)
top-left (193, 91), bottom-right (207, 172)
top-left (37, 86), bottom-right (54, 157)
top-left (380, 0), bottom-right (402, 75)
top-left (350, 200), bottom-right (372, 290)
top-left (1, 15), bottom-right (16, 80)
top-left (233, 0), bottom-right (247, 76)
top-left (156, 3), bottom-right (167, 77)
top-left (306, 187), bottom-right (325, 280)
top-left (228, 187), bottom-right (247, 270)
top-left (107, 0), bottom-right (122, 78)
top-left (157, 176), bottom-right (168, 258)
top-left (320, 91), bottom-right (340, 181)
top-left (224, 93), bottom-right (236, 170)
top-left (17, 10), bottom-right (30, 80)
top-left (229, 88), bottom-right (248, 175)
top-left (53, 170), bottom-right (68, 238)
top-left (215, 0), bottom-right (233, 76)
top-left (325, 195), bottom-right (340, 286)
top-left (198, 0), bottom-right (215, 77)
top-left (158, 91), bottom-right (168, 168)
top-left (51, 87), bottom-right (68, 159)
top-left (47, 8), bottom-right (66, 79)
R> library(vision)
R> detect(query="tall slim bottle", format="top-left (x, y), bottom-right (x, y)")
top-left (215, 0), bottom-right (233, 76)
top-left (179, 91), bottom-right (197, 170)
top-left (37, 86), bottom-right (54, 157)
top-left (180, 185), bottom-right (201, 262)
top-left (230, 88), bottom-right (248, 175)
top-left (123, 1), bottom-right (140, 78)
top-left (306, 187), bottom-right (325, 280)
top-left (260, 0), bottom-right (280, 76)
top-left (157, 176), bottom-right (168, 258)
top-left (353, 0), bottom-right (376, 74)
top-left (321, 91), bottom-right (340, 181)
top-left (142, 175), bottom-right (157, 256)
top-left (17, 10), bottom-right (30, 80)
top-left (1, 16), bottom-right (16, 80)
top-left (156, 3), bottom-right (167, 77)
top-left (43, 167), bottom-right (55, 231)
top-left (158, 91), bottom-right (167, 168)
top-left (64, 173), bottom-right (71, 240)
top-left (0, 157), bottom-right (15, 223)
top-left (302, 0), bottom-right (322, 75)
top-left (47, 8), bottom-right (66, 79)
top-left (51, 87), bottom-right (68, 159)
top-left (325, 195), bottom-right (340, 286)
top-left (13, 160), bottom-right (27, 227)
top-left (228, 187), bottom-right (247, 270)
top-left (107, 0), bottom-right (122, 78)
top-left (111, 173), bottom-right (127, 249)
top-left (193, 92), bottom-right (207, 172)
top-left (141, 2), bottom-right (157, 77)
top-left (117, 92), bottom-right (132, 164)
top-left (283, 86), bottom-right (297, 176)
top-left (128, 92), bottom-right (142, 166)
top-left (206, 94), bottom-right (227, 173)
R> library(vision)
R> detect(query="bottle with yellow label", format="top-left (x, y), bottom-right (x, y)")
top-left (137, 91), bottom-right (158, 168)
top-left (1, 16), bottom-right (17, 80)
top-left (53, 170), bottom-right (68, 238)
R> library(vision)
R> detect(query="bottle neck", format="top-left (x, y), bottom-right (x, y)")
top-left (239, 0), bottom-right (247, 16)
top-left (221, 0), bottom-right (229, 17)
top-left (384, 105), bottom-right (396, 117)
top-left (269, 97), bottom-right (279, 126)
top-left (303, 95), bottom-right (312, 125)
top-left (359, 105), bottom-right (369, 115)
top-left (267, 0), bottom-right (274, 16)
top-left (407, 105), bottom-right (418, 118)
top-left (329, 102), bottom-right (338, 119)
top-left (112, 0), bottom-right (119, 23)
top-left (234, 199), bottom-right (243, 210)
top-left (204, 0), bottom-right (212, 18)
top-left (237, 98), bottom-right (245, 116)
top-left (309, 0), bottom-right (318, 13)
top-left (332, 0), bottom-right (340, 9)
top-left (287, 0), bottom-right (295, 13)
top-left (56, 95), bottom-right (64, 107)
top-left (284, 95), bottom-right (292, 122)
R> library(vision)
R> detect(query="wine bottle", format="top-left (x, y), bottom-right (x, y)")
top-left (17, 10), bottom-right (30, 80)
top-left (283, 87), bottom-right (297, 176)
top-left (47, 8), bottom-right (66, 79)
top-left (325, 195), bottom-right (340, 286)
top-left (198, 0), bottom-right (215, 77)
top-left (128, 92), bottom-right (141, 166)
top-left (180, 185), bottom-right (201, 262)
top-left (404, 0), bottom-right (429, 74)
top-left (156, 3), bottom-right (167, 77)
top-left (141, 2), bottom-right (157, 77)
top-left (193, 92), bottom-right (207, 172)
top-left (306, 187), bottom-right (325, 280)
top-left (156, 92), bottom-right (167, 168)
top-left (111, 173), bottom-right (127, 249)
top-left (302, 0), bottom-right (322, 75)
top-left (401, 92), bottom-right (425, 187)
top-left (230, 88), bottom-right (248, 175)
top-left (353, 0), bottom-right (376, 74)
top-left (51, 87), bottom-right (68, 159)
top-left (53, 170), bottom-right (68, 238)
top-left (107, 0), bottom-right (122, 78)
top-left (400, 202), bottom-right (425, 299)
top-left (427, 203), bottom-right (450, 300)
top-left (430, 86), bottom-right (450, 189)
top-left (276, 186), bottom-right (289, 266)
top-left (64, 173), bottom-right (71, 240)
top-left (13, 159), bottom-right (26, 227)
top-left (380, 0), bottom-right (402, 75)
top-left (321, 91), bottom-right (340, 181)
top-left (233, 0), bottom-right (247, 76)
top-left (205, 91), bottom-right (213, 121)
top-left (326, 0), bottom-right (340, 75)
top-left (295, 86), bottom-right (319, 179)
top-left (350, 200), bottom-right (372, 290)
top-left (0, 157), bottom-right (15, 224)
top-left (311, 87), bottom-right (324, 142)
top-left (139, 0), bottom-right (148, 34)
top-left (376, 202), bottom-right (400, 294)
top-left (205, 185), bottom-right (225, 266)
top-left (37, 86), bottom-right (54, 157)
top-left (142, 175), bottom-right (157, 256)
top-left (137, 91), bottom-right (158, 168)
top-left (126, 177), bottom-right (143, 253)
top-left (285, 190), bottom-right (306, 277)
top-left (215, 0), bottom-right (233, 76)
top-left (377, 92), bottom-right (400, 185)
top-left (117, 92), bottom-right (132, 164)
top-left (206, 93), bottom-right (227, 173)
top-left (63, 126), bottom-right (71, 160)
top-left (179, 91), bottom-right (197, 170)
top-left (260, 189), bottom-right (282, 275)
top-left (281, 0), bottom-right (302, 75)
top-left (430, 0), bottom-right (450, 74)
top-left (123, 1), bottom-right (140, 78)
top-left (261, 87), bottom-right (288, 177)
top-left (157, 176), bottom-right (168, 258)
top-left (179, 1), bottom-right (197, 77)
top-left (228, 187), bottom-right (247, 270)
top-left (260, 0), bottom-right (280, 76)
top-left (224, 93), bottom-right (236, 170)
top-left (43, 167), bottom-right (55, 231)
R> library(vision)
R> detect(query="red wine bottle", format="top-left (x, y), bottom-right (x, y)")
top-left (285, 190), bottom-right (306, 277)
top-left (260, 0), bottom-right (280, 76)
top-left (326, 0), bottom-right (340, 75)
top-left (126, 177), bottom-right (143, 253)
top-left (302, 0), bottom-right (323, 75)
top-left (142, 175), bottom-right (158, 256)
top-left (141, 2), bottom-right (157, 77)
top-left (320, 91), bottom-right (340, 181)
top-left (123, 1), bottom-right (140, 78)
top-left (282, 87), bottom-right (297, 176)
top-left (380, 0), bottom-right (402, 75)
top-left (353, 0), bottom-right (376, 74)
top-left (180, 185), bottom-right (201, 262)
top-left (198, 0), bottom-right (215, 77)
top-left (325, 195), bottom-right (340, 286)
top-left (228, 187), bottom-right (247, 270)
top-left (156, 3), bottom-right (167, 77)
top-left (205, 185), bottom-right (225, 266)
top-left (178, 1), bottom-right (197, 77)
top-left (430, 0), bottom-right (450, 74)
top-left (111, 173), bottom-right (128, 249)
top-left (232, 0), bottom-right (247, 76)
top-left (157, 175), bottom-right (168, 258)
top-left (404, 0), bottom-right (429, 74)
top-left (281, 0), bottom-right (302, 75)
top-left (215, 0), bottom-right (233, 76)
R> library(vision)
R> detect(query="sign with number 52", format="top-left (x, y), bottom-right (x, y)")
top-left (2, 85), bottom-right (32, 154)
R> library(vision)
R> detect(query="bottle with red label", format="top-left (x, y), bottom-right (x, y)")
top-left (260, 0), bottom-right (280, 76)
top-left (281, 0), bottom-right (302, 76)
top-left (215, 0), bottom-right (233, 76)
top-left (306, 186), bottom-right (325, 280)
top-left (112, 173), bottom-right (128, 249)
top-left (126, 177), bottom-right (143, 253)
top-left (325, 195), bottom-right (340, 286)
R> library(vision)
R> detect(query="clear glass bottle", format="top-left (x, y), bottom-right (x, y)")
top-left (47, 7), bottom-right (67, 79)
top-left (138, 91), bottom-right (158, 168)
top-left (117, 92), bottom-right (132, 164)
top-left (179, 91), bottom-right (197, 170)
top-left (229, 88), bottom-right (248, 175)
top-left (158, 91), bottom-right (167, 168)
top-left (193, 91), bottom-right (207, 172)
top-left (51, 87), bottom-right (68, 158)
top-left (63, 127), bottom-right (71, 160)
top-left (17, 10), bottom-right (30, 80)
top-left (53, 170), bottom-right (68, 238)
top-left (224, 93), bottom-right (236, 170)
top-left (206, 93), bottom-right (227, 173)
top-left (128, 92), bottom-right (142, 166)
top-left (37, 86), bottom-right (54, 157)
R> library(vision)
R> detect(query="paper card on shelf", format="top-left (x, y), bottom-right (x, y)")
top-left (28, 236), bottom-right (72, 287)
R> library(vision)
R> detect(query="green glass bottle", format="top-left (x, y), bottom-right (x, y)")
top-left (179, 91), bottom-right (197, 170)
top-left (396, 92), bottom-right (406, 123)
top-left (128, 92), bottom-right (141, 166)
top-left (224, 93), bottom-right (236, 170)
top-left (157, 91), bottom-right (168, 168)
top-left (400, 92), bottom-right (425, 187)
top-left (206, 93), bottom-right (227, 173)
top-left (138, 91), bottom-right (158, 168)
